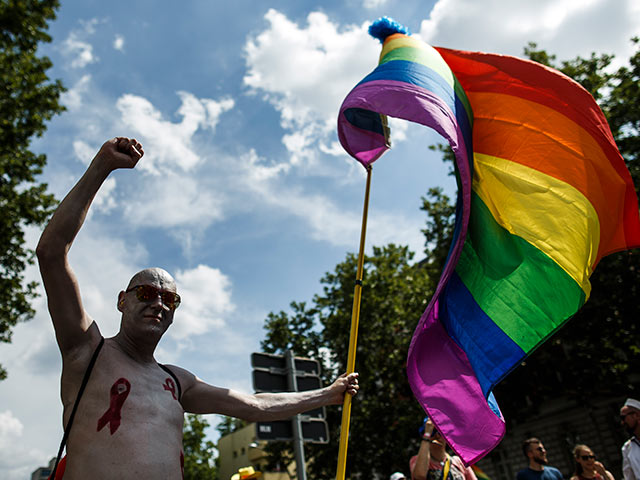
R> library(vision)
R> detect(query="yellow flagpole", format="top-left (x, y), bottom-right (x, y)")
top-left (335, 165), bottom-right (373, 480)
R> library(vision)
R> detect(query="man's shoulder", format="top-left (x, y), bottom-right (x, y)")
top-left (622, 438), bottom-right (638, 454)
top-left (517, 468), bottom-right (537, 480)
top-left (543, 466), bottom-right (563, 479)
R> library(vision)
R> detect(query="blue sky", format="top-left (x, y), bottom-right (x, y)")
top-left (0, 0), bottom-right (638, 477)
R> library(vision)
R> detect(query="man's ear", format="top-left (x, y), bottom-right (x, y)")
top-left (117, 291), bottom-right (125, 312)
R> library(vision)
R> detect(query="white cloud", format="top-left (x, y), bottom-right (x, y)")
top-left (113, 34), bottom-right (125, 51)
top-left (116, 91), bottom-right (234, 173)
top-left (0, 410), bottom-right (49, 480)
top-left (202, 98), bottom-right (235, 130)
top-left (59, 18), bottom-right (105, 69)
top-left (122, 172), bottom-right (225, 228)
top-left (419, 0), bottom-right (638, 66)
top-left (79, 17), bottom-right (100, 35)
top-left (72, 139), bottom-right (95, 165)
top-left (92, 177), bottom-right (118, 212)
top-left (244, 9), bottom-right (379, 166)
top-left (363, 0), bottom-right (389, 8)
top-left (232, 149), bottom-right (424, 253)
top-left (63, 33), bottom-right (97, 68)
top-left (68, 140), bottom-right (117, 212)
top-left (168, 265), bottom-right (235, 340)
top-left (60, 74), bottom-right (91, 109)
top-left (0, 411), bottom-right (23, 439)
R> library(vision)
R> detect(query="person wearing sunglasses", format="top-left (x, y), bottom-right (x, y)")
top-left (570, 444), bottom-right (614, 480)
top-left (36, 137), bottom-right (360, 480)
top-left (620, 398), bottom-right (640, 480)
top-left (516, 438), bottom-right (563, 480)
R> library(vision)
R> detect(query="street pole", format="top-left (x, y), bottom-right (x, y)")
top-left (286, 349), bottom-right (307, 480)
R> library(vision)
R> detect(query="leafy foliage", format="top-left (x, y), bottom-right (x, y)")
top-left (183, 414), bottom-right (218, 480)
top-left (0, 0), bottom-right (65, 379)
top-left (260, 244), bottom-right (443, 478)
top-left (216, 416), bottom-right (248, 437)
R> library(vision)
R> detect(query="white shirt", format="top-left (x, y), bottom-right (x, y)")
top-left (622, 437), bottom-right (640, 480)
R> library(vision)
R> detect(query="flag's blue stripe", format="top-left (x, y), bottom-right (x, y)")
top-left (357, 60), bottom-right (473, 154)
top-left (440, 272), bottom-right (526, 396)
top-left (343, 107), bottom-right (387, 136)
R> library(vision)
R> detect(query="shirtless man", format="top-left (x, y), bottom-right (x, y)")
top-left (36, 137), bottom-right (359, 479)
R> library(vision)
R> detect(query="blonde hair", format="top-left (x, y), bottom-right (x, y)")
top-left (572, 444), bottom-right (592, 476)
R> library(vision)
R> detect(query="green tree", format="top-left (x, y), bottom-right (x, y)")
top-left (420, 186), bottom-right (456, 277)
top-left (216, 416), bottom-right (248, 437)
top-left (0, 0), bottom-right (65, 379)
top-left (260, 244), bottom-right (441, 478)
top-left (183, 414), bottom-right (218, 480)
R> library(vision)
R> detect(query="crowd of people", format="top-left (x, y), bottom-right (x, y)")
top-left (390, 398), bottom-right (640, 480)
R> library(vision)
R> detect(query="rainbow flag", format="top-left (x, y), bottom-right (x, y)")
top-left (472, 465), bottom-right (491, 480)
top-left (337, 18), bottom-right (640, 464)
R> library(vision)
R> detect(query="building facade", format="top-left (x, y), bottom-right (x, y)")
top-left (218, 423), bottom-right (293, 480)
top-left (477, 396), bottom-right (628, 480)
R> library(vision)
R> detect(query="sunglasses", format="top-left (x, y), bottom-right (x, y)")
top-left (126, 285), bottom-right (181, 311)
top-left (535, 446), bottom-right (546, 452)
top-left (580, 455), bottom-right (596, 461)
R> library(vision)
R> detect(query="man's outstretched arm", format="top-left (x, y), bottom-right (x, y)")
top-left (36, 137), bottom-right (143, 354)
top-left (173, 366), bottom-right (359, 421)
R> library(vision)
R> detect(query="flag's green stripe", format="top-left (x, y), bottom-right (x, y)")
top-left (457, 191), bottom-right (586, 352)
top-left (380, 47), bottom-right (452, 83)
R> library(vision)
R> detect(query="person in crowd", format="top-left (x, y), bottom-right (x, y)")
top-left (515, 438), bottom-right (563, 480)
top-left (570, 444), bottom-right (614, 480)
top-left (621, 398), bottom-right (640, 480)
top-left (410, 417), bottom-right (477, 480)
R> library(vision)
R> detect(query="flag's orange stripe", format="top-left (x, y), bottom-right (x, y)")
top-left (436, 47), bottom-right (640, 249)
top-left (469, 91), bottom-right (628, 262)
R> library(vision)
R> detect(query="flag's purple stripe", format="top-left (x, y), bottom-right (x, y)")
top-left (358, 60), bottom-right (474, 162)
top-left (442, 272), bottom-right (526, 395)
top-left (338, 80), bottom-right (472, 170)
top-left (338, 77), bottom-right (489, 462)
top-left (406, 299), bottom-right (505, 464)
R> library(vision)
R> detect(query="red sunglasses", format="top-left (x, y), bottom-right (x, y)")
top-left (126, 285), bottom-right (181, 311)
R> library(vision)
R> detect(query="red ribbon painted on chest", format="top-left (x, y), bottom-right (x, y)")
top-left (163, 377), bottom-right (177, 400)
top-left (97, 377), bottom-right (131, 435)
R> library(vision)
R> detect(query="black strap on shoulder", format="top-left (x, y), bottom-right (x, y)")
top-left (50, 337), bottom-right (105, 479)
top-left (159, 364), bottom-right (182, 401)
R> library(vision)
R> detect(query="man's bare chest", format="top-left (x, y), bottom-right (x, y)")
top-left (61, 342), bottom-right (184, 441)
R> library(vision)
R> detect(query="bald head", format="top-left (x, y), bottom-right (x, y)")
top-left (127, 268), bottom-right (177, 292)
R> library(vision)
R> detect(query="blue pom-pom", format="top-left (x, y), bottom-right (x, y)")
top-left (368, 17), bottom-right (411, 43)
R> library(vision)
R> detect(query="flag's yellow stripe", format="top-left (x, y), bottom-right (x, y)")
top-left (473, 152), bottom-right (600, 298)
